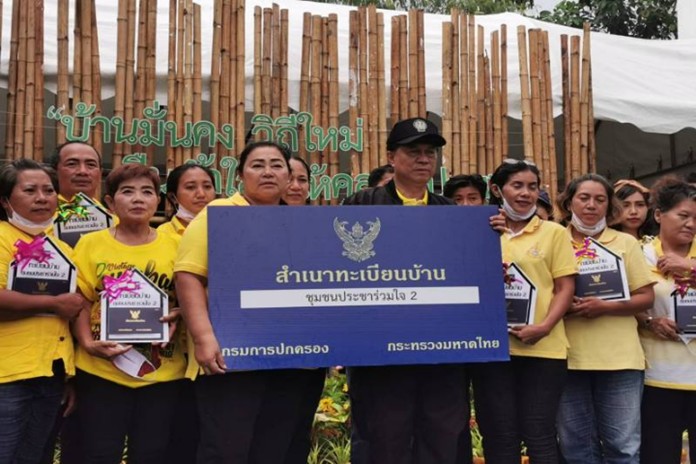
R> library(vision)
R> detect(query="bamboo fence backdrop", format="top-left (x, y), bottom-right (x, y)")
top-left (0, 2), bottom-right (595, 200)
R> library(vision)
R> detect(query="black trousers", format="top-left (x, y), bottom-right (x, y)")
top-left (471, 356), bottom-right (567, 464)
top-left (73, 371), bottom-right (182, 464)
top-left (641, 385), bottom-right (696, 464)
top-left (195, 369), bottom-right (325, 464)
top-left (348, 364), bottom-right (469, 464)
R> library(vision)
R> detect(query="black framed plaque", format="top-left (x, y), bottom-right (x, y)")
top-left (504, 262), bottom-right (537, 327)
top-left (100, 268), bottom-right (169, 343)
top-left (575, 238), bottom-right (630, 301)
top-left (672, 288), bottom-right (696, 335)
top-left (7, 236), bottom-right (76, 302)
top-left (54, 193), bottom-right (114, 248)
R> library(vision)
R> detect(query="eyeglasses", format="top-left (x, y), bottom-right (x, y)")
top-left (502, 158), bottom-right (536, 167)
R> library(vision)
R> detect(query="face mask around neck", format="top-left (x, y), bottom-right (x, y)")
top-left (571, 212), bottom-right (607, 237)
top-left (7, 206), bottom-right (53, 235)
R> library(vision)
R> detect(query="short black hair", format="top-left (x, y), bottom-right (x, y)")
top-left (489, 160), bottom-right (541, 206)
top-left (443, 174), bottom-right (487, 200)
top-left (165, 164), bottom-right (217, 208)
top-left (0, 159), bottom-right (58, 221)
top-left (47, 141), bottom-right (102, 170)
top-left (236, 141), bottom-right (291, 176)
top-left (367, 165), bottom-right (394, 188)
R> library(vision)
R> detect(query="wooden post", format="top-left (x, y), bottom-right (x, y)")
top-left (460, 14), bottom-right (469, 173)
top-left (529, 29), bottom-right (543, 167)
top-left (310, 15), bottom-right (322, 168)
top-left (56, 0), bottom-right (69, 145)
top-left (501, 24), bottom-right (508, 159)
top-left (349, 10), bottom-right (360, 177)
top-left (517, 26), bottom-right (533, 162)
top-left (368, 5), bottom-right (378, 171)
top-left (271, 4), bottom-right (281, 119)
top-left (123, 0), bottom-right (136, 160)
top-left (328, 13), bottom-right (339, 178)
top-left (24, 0), bottom-right (36, 158)
top-left (476, 26), bottom-right (485, 172)
top-left (299, 12), bottom-right (311, 162)
top-left (417, 10), bottom-right (426, 116)
top-left (33, 1), bottom-right (45, 160)
top-left (408, 9), bottom-right (418, 117)
top-left (235, 0), bottom-right (245, 151)
top-left (467, 15), bottom-right (476, 173)
top-left (81, 0), bottom-right (93, 143)
top-left (252, 6), bottom-right (261, 117)
top-left (90, 0), bottom-right (102, 157)
top-left (183, 0), bottom-right (193, 161)
top-left (484, 55), bottom-right (493, 174)
top-left (442, 21), bottom-right (453, 175)
top-left (450, 10), bottom-right (460, 177)
top-left (537, 30), bottom-right (550, 192)
top-left (543, 31), bottom-right (558, 199)
top-left (398, 15), bottom-right (408, 120)
top-left (561, 34), bottom-right (570, 185)
top-left (491, 30), bottom-right (502, 168)
top-left (580, 23), bottom-right (591, 175)
top-left (570, 35), bottom-right (581, 178)
top-left (6, 0), bottom-right (20, 158)
top-left (280, 9), bottom-right (289, 117)
top-left (377, 13), bottom-right (387, 166)
top-left (134, 0), bottom-right (147, 153)
top-left (14, 0), bottom-right (27, 157)
top-left (193, 3), bottom-right (202, 125)
top-left (358, 7), bottom-right (369, 173)
top-left (260, 8), bottom-right (270, 119)
top-left (390, 17), bottom-right (400, 126)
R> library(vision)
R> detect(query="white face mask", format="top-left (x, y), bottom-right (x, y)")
top-left (7, 206), bottom-right (54, 236)
top-left (173, 196), bottom-right (197, 223)
top-left (571, 212), bottom-right (606, 237)
top-left (501, 196), bottom-right (537, 222)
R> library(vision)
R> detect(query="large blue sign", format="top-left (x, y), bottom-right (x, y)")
top-left (208, 206), bottom-right (510, 370)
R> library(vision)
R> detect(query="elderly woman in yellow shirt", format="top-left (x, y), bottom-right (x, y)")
top-left (71, 163), bottom-right (185, 463)
top-left (0, 159), bottom-right (85, 463)
top-left (471, 159), bottom-right (577, 464)
top-left (637, 176), bottom-right (696, 464)
top-left (555, 173), bottom-right (655, 464)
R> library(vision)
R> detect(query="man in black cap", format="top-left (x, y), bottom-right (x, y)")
top-left (344, 118), bottom-right (471, 464)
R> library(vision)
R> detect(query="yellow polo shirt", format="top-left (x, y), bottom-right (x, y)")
top-left (395, 188), bottom-right (428, 206)
top-left (157, 216), bottom-right (186, 245)
top-left (73, 228), bottom-right (186, 388)
top-left (174, 193), bottom-right (250, 278)
top-left (502, 216), bottom-right (578, 359)
top-left (0, 222), bottom-right (75, 382)
top-left (565, 227), bottom-right (656, 370)
top-left (640, 238), bottom-right (696, 390)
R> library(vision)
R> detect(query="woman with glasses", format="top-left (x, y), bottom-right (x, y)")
top-left (637, 177), bottom-right (696, 464)
top-left (471, 158), bottom-right (577, 464)
top-left (555, 174), bottom-right (655, 464)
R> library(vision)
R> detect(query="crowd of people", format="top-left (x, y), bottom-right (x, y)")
top-left (0, 117), bottom-right (694, 464)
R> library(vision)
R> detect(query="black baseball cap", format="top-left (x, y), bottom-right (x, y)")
top-left (386, 118), bottom-right (447, 151)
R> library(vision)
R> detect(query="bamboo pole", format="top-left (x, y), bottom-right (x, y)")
top-left (14, 0), bottom-right (27, 157)
top-left (113, 0), bottom-right (129, 165)
top-left (543, 31), bottom-right (558, 199)
top-left (450, 10), bottom-right (460, 177)
top-left (144, 0), bottom-right (157, 164)
top-left (5, 0), bottom-right (20, 158)
top-left (34, 1), bottom-right (45, 160)
top-left (56, 0), bottom-right (69, 145)
top-left (442, 21), bottom-right (453, 175)
top-left (467, 15), bottom-right (476, 173)
top-left (570, 35), bottom-right (581, 178)
top-left (484, 55), bottom-right (493, 174)
top-left (260, 8), bottom-right (270, 118)
top-left (358, 7), bottom-right (369, 172)
top-left (408, 9), bottom-right (418, 117)
top-left (537, 30), bottom-right (550, 192)
top-left (235, 0), bottom-right (245, 151)
top-left (328, 13), bottom-right (339, 176)
top-left (580, 23), bottom-right (591, 175)
top-left (72, 1), bottom-right (82, 114)
top-left (310, 15), bottom-right (322, 168)
top-left (390, 17), bottom-right (399, 125)
top-left (588, 55), bottom-right (596, 174)
top-left (320, 17), bottom-right (329, 161)
top-left (165, 0), bottom-right (177, 171)
top-left (252, 6), bottom-right (261, 116)
top-left (23, 0), bottom-right (36, 158)
top-left (561, 34), bottom-right (570, 185)
top-left (183, 0), bottom-right (193, 161)
top-left (134, 0), bottom-right (148, 152)
top-left (417, 10), bottom-right (426, 117)
top-left (349, 10), bottom-right (360, 177)
top-left (377, 13), bottom-right (387, 166)
top-left (90, 0), bottom-right (102, 157)
top-left (492, 30), bottom-right (502, 167)
top-left (280, 9), bottom-right (289, 117)
top-left (174, 0), bottom-right (185, 165)
top-left (193, 3), bottom-right (202, 125)
top-left (123, 0), bottom-right (137, 160)
top-left (229, 0), bottom-right (238, 151)
top-left (368, 5), bottom-right (378, 171)
top-left (501, 24), bottom-right (508, 159)
top-left (81, 0), bottom-right (93, 144)
top-left (299, 12), bottom-right (311, 162)
top-left (460, 14), bottom-right (469, 173)
top-left (271, 4), bottom-right (281, 119)
top-left (517, 26), bottom-right (533, 162)
top-left (398, 15), bottom-right (408, 120)
top-left (476, 26), bottom-right (485, 173)
top-left (529, 29), bottom-right (543, 167)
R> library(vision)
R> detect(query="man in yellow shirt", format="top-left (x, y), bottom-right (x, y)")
top-left (49, 142), bottom-right (102, 202)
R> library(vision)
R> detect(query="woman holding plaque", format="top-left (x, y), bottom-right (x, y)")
top-left (175, 141), bottom-right (321, 464)
top-left (471, 159), bottom-right (577, 464)
top-left (555, 173), bottom-right (655, 464)
top-left (637, 177), bottom-right (696, 464)
top-left (71, 164), bottom-right (186, 463)
top-left (0, 159), bottom-right (84, 463)
top-left (611, 179), bottom-right (656, 241)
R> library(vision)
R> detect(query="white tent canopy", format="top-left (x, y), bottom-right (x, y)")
top-left (1, 0), bottom-right (695, 136)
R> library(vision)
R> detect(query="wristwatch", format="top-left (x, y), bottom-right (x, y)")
top-left (644, 316), bottom-right (654, 328)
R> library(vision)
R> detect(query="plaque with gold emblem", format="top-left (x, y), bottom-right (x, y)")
top-left (54, 193), bottom-right (114, 248)
top-left (504, 262), bottom-right (537, 326)
top-left (574, 238), bottom-right (629, 301)
top-left (100, 268), bottom-right (169, 343)
top-left (7, 236), bottom-right (76, 307)
top-left (671, 288), bottom-right (696, 335)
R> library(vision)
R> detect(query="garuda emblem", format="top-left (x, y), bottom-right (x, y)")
top-left (333, 218), bottom-right (381, 263)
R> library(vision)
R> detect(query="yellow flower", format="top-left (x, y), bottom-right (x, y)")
top-left (342, 382), bottom-right (349, 393)
top-left (319, 398), bottom-right (335, 413)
